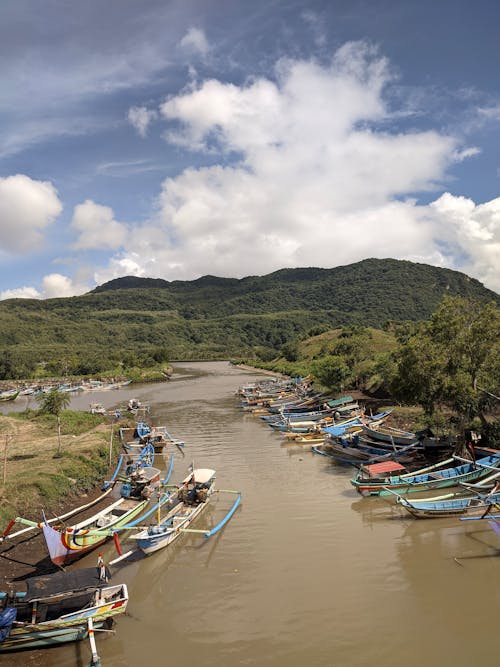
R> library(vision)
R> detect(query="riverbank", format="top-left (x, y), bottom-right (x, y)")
top-left (0, 411), bottom-right (132, 584)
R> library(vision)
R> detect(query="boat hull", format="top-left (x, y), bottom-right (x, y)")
top-left (43, 498), bottom-right (149, 567)
top-left (134, 497), bottom-right (209, 555)
top-left (351, 455), bottom-right (500, 496)
top-left (0, 584), bottom-right (127, 652)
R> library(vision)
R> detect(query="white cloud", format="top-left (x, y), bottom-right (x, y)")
top-left (74, 43), bottom-right (500, 294)
top-left (0, 286), bottom-right (41, 300)
top-left (42, 273), bottom-right (87, 298)
top-left (127, 106), bottom-right (158, 138)
top-left (179, 27), bottom-right (210, 57)
top-left (0, 273), bottom-right (88, 300)
top-left (0, 174), bottom-right (62, 253)
top-left (71, 200), bottom-right (127, 250)
top-left (429, 193), bottom-right (500, 292)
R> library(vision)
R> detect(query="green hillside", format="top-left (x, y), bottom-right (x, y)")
top-left (0, 258), bottom-right (497, 378)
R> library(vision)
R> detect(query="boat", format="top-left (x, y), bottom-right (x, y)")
top-left (0, 567), bottom-right (127, 653)
top-left (89, 403), bottom-right (106, 415)
top-left (8, 458), bottom-right (162, 567)
top-left (351, 453), bottom-right (500, 496)
top-left (396, 486), bottom-right (500, 518)
top-left (121, 423), bottom-right (185, 454)
top-left (0, 390), bottom-right (19, 402)
top-left (42, 495), bottom-right (151, 567)
top-left (131, 468), bottom-right (241, 555)
top-left (361, 423), bottom-right (418, 446)
top-left (127, 398), bottom-right (150, 415)
top-left (321, 438), bottom-right (420, 466)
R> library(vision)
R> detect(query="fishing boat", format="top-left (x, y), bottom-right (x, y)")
top-left (392, 470), bottom-right (500, 518)
top-left (42, 496), bottom-right (151, 567)
top-left (351, 453), bottom-right (500, 496)
top-left (6, 457), bottom-right (162, 566)
top-left (0, 567), bottom-right (127, 653)
top-left (121, 423), bottom-right (185, 454)
top-left (0, 390), bottom-right (19, 402)
top-left (321, 437), bottom-right (420, 466)
top-left (89, 403), bottom-right (106, 415)
top-left (131, 468), bottom-right (241, 555)
top-left (361, 423), bottom-right (418, 446)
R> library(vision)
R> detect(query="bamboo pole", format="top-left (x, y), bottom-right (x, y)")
top-left (109, 422), bottom-right (114, 467)
top-left (3, 434), bottom-right (12, 485)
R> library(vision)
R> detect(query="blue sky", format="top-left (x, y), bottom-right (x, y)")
top-left (1, 0), bottom-right (499, 299)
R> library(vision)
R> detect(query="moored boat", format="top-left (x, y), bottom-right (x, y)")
top-left (131, 468), bottom-right (241, 555)
top-left (351, 453), bottom-right (500, 496)
top-left (0, 567), bottom-right (127, 653)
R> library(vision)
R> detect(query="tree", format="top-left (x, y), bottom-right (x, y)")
top-left (37, 388), bottom-right (71, 455)
top-left (392, 297), bottom-right (500, 422)
top-left (311, 355), bottom-right (351, 392)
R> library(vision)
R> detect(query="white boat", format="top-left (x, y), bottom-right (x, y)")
top-left (131, 469), bottom-right (216, 554)
top-left (131, 468), bottom-right (241, 556)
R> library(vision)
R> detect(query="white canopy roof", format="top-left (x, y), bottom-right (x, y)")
top-left (182, 468), bottom-right (216, 484)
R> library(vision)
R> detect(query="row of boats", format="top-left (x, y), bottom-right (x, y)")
top-left (0, 379), bottom-right (133, 401)
top-left (238, 377), bottom-right (500, 523)
top-left (0, 417), bottom-right (241, 664)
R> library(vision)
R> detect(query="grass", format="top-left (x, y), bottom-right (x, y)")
top-left (0, 410), bottom-right (130, 527)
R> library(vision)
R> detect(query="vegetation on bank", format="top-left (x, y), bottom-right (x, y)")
top-left (239, 296), bottom-right (500, 443)
top-left (0, 409), bottom-right (134, 527)
top-left (0, 259), bottom-right (497, 376)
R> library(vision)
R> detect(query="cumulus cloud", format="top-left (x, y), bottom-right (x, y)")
top-left (127, 106), bottom-right (158, 138)
top-left (0, 273), bottom-right (88, 300)
top-left (42, 273), bottom-right (87, 298)
top-left (71, 200), bottom-right (127, 250)
top-left (85, 43), bottom-right (500, 294)
top-left (0, 174), bottom-right (62, 253)
top-left (429, 193), bottom-right (500, 292)
top-left (179, 27), bottom-right (209, 57)
top-left (0, 286), bottom-right (41, 300)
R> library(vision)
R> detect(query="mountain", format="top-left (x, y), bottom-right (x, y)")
top-left (0, 258), bottom-right (497, 376)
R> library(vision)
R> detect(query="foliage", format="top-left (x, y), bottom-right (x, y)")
top-left (36, 388), bottom-right (71, 416)
top-left (391, 297), bottom-right (500, 420)
top-left (0, 259), bottom-right (496, 378)
top-left (311, 355), bottom-right (352, 392)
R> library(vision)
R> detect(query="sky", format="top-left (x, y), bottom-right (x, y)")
top-left (0, 0), bottom-right (499, 299)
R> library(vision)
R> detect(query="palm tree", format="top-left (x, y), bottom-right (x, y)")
top-left (37, 388), bottom-right (71, 455)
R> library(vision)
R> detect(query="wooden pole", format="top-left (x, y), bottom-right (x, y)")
top-left (109, 422), bottom-right (114, 467)
top-left (3, 435), bottom-right (11, 485)
top-left (57, 416), bottom-right (62, 455)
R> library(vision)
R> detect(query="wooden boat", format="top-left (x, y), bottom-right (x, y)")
top-left (361, 423), bottom-right (417, 446)
top-left (0, 390), bottom-right (19, 402)
top-left (41, 496), bottom-right (150, 567)
top-left (89, 402), bottom-right (106, 415)
top-left (121, 424), bottom-right (185, 454)
top-left (396, 488), bottom-right (500, 518)
top-left (9, 459), bottom-right (161, 566)
top-left (131, 468), bottom-right (240, 555)
top-left (351, 453), bottom-right (500, 496)
top-left (0, 567), bottom-right (127, 653)
top-left (322, 438), bottom-right (420, 465)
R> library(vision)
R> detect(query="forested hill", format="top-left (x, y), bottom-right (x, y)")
top-left (91, 258), bottom-right (498, 319)
top-left (0, 258), bottom-right (498, 375)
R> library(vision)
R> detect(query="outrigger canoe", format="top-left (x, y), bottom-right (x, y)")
top-left (0, 567), bottom-right (127, 653)
top-left (131, 468), bottom-right (241, 556)
top-left (351, 453), bottom-right (500, 496)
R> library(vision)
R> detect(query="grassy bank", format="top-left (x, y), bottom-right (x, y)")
top-left (0, 410), bottom-right (133, 528)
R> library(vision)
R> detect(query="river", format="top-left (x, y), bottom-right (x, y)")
top-left (2, 361), bottom-right (499, 666)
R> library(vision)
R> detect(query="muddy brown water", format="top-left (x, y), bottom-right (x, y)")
top-left (1, 361), bottom-right (499, 666)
